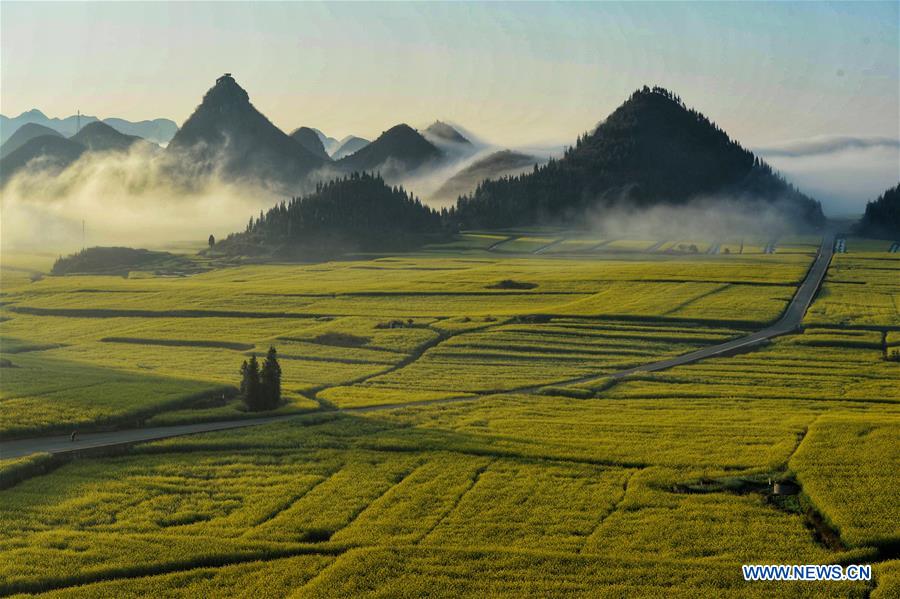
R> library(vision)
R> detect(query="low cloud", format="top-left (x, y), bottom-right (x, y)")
top-left (0, 144), bottom-right (281, 254)
top-left (756, 136), bottom-right (900, 216)
top-left (587, 195), bottom-right (814, 241)
top-left (755, 135), bottom-right (899, 158)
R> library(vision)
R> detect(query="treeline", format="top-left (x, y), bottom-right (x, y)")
top-left (856, 183), bottom-right (900, 239)
top-left (51, 247), bottom-right (192, 276)
top-left (446, 86), bottom-right (824, 229)
top-left (224, 172), bottom-right (447, 253)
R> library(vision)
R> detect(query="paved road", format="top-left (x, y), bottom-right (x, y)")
top-left (0, 416), bottom-right (298, 460)
top-left (0, 234), bottom-right (833, 461)
top-left (598, 232), bottom-right (834, 379)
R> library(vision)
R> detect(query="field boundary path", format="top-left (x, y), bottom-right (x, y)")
top-left (0, 234), bottom-right (834, 461)
top-left (592, 231), bottom-right (833, 381)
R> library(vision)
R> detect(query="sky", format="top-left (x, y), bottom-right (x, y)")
top-left (1, 1), bottom-right (898, 211)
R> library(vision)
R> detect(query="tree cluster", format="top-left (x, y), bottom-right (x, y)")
top-left (240, 346), bottom-right (282, 411)
top-left (856, 183), bottom-right (900, 239)
top-left (235, 172), bottom-right (447, 250)
top-left (445, 86), bottom-right (824, 229)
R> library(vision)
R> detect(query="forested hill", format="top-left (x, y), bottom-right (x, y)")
top-left (449, 86), bottom-right (825, 229)
top-left (221, 172), bottom-right (446, 257)
top-left (856, 183), bottom-right (900, 239)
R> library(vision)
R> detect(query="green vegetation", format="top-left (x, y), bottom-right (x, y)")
top-left (220, 172), bottom-right (446, 258)
top-left (1, 228), bottom-right (897, 596)
top-left (449, 87), bottom-right (823, 229)
top-left (240, 347), bottom-right (282, 411)
top-left (51, 247), bottom-right (202, 277)
top-left (856, 182), bottom-right (900, 239)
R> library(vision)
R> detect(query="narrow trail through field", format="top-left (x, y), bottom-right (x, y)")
top-left (485, 235), bottom-right (519, 251)
top-left (532, 238), bottom-right (565, 254)
top-left (0, 234), bottom-right (834, 460)
top-left (645, 240), bottom-right (667, 252)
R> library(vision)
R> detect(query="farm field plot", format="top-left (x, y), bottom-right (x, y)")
top-left (1, 228), bottom-right (898, 597)
top-left (844, 237), bottom-right (898, 253)
top-left (594, 329), bottom-right (900, 403)
top-left (0, 394), bottom-right (880, 597)
top-left (805, 254), bottom-right (900, 328)
top-left (343, 320), bottom-right (742, 398)
top-left (1, 247), bottom-right (815, 432)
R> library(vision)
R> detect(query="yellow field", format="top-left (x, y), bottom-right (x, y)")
top-left (0, 230), bottom-right (897, 596)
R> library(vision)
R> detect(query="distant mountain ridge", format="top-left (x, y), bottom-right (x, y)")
top-left (0, 123), bottom-right (62, 159)
top-left (0, 109), bottom-right (178, 145)
top-left (0, 118), bottom-right (146, 185)
top-left (71, 121), bottom-right (143, 152)
top-left (291, 127), bottom-right (331, 161)
top-left (0, 136), bottom-right (86, 185)
top-left (311, 129), bottom-right (341, 155)
top-left (432, 149), bottom-right (538, 203)
top-left (450, 86), bottom-right (824, 229)
top-left (331, 136), bottom-right (370, 160)
top-left (424, 121), bottom-right (471, 146)
top-left (337, 124), bottom-right (441, 177)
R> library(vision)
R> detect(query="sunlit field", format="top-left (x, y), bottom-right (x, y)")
top-left (1, 231), bottom-right (898, 597)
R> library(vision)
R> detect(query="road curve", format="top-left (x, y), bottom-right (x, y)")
top-left (0, 234), bottom-right (834, 461)
top-left (603, 231), bottom-right (834, 379)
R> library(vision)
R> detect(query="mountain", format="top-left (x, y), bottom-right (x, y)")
top-left (424, 121), bottom-right (471, 146)
top-left (331, 136), bottom-right (370, 160)
top-left (856, 183), bottom-right (900, 239)
top-left (432, 150), bottom-right (538, 203)
top-left (0, 123), bottom-right (62, 159)
top-left (0, 110), bottom-right (177, 145)
top-left (101, 118), bottom-right (178, 146)
top-left (311, 128), bottom-right (341, 155)
top-left (290, 127), bottom-right (331, 161)
top-left (220, 172), bottom-right (445, 258)
top-left (71, 121), bottom-right (142, 152)
top-left (450, 86), bottom-right (825, 229)
top-left (337, 124), bottom-right (441, 176)
top-left (166, 74), bottom-right (325, 186)
top-left (0, 135), bottom-right (85, 185)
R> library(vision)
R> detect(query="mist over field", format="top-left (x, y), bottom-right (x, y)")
top-left (757, 136), bottom-right (900, 216)
top-left (0, 145), bottom-right (283, 253)
top-left (587, 196), bottom-right (810, 241)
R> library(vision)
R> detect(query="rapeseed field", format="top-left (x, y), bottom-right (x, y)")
top-left (0, 232), bottom-right (897, 596)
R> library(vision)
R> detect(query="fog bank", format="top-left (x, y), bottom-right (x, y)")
top-left (0, 144), bottom-right (281, 254)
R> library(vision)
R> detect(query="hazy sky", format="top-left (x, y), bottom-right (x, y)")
top-left (2, 1), bottom-right (897, 148)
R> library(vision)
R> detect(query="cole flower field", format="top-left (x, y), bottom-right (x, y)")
top-left (0, 232), bottom-right (897, 597)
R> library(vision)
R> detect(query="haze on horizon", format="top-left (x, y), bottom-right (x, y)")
top-left (1, 1), bottom-right (898, 213)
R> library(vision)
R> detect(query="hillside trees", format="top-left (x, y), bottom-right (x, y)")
top-left (856, 183), bottom-right (900, 239)
top-left (446, 86), bottom-right (824, 230)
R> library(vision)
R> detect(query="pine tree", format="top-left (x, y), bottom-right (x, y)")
top-left (241, 354), bottom-right (262, 411)
top-left (260, 346), bottom-right (282, 409)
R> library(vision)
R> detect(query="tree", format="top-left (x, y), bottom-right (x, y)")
top-left (240, 355), bottom-right (262, 410)
top-left (260, 346), bottom-right (282, 409)
top-left (208, 234), bottom-right (216, 247)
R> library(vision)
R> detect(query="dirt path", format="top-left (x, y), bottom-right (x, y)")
top-left (532, 238), bottom-right (566, 254)
top-left (1, 235), bottom-right (834, 461)
top-left (486, 235), bottom-right (519, 251)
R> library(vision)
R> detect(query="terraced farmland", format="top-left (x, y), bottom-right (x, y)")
top-left (0, 230), bottom-right (897, 596)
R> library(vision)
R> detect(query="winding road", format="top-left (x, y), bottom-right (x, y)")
top-left (0, 234), bottom-right (834, 461)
